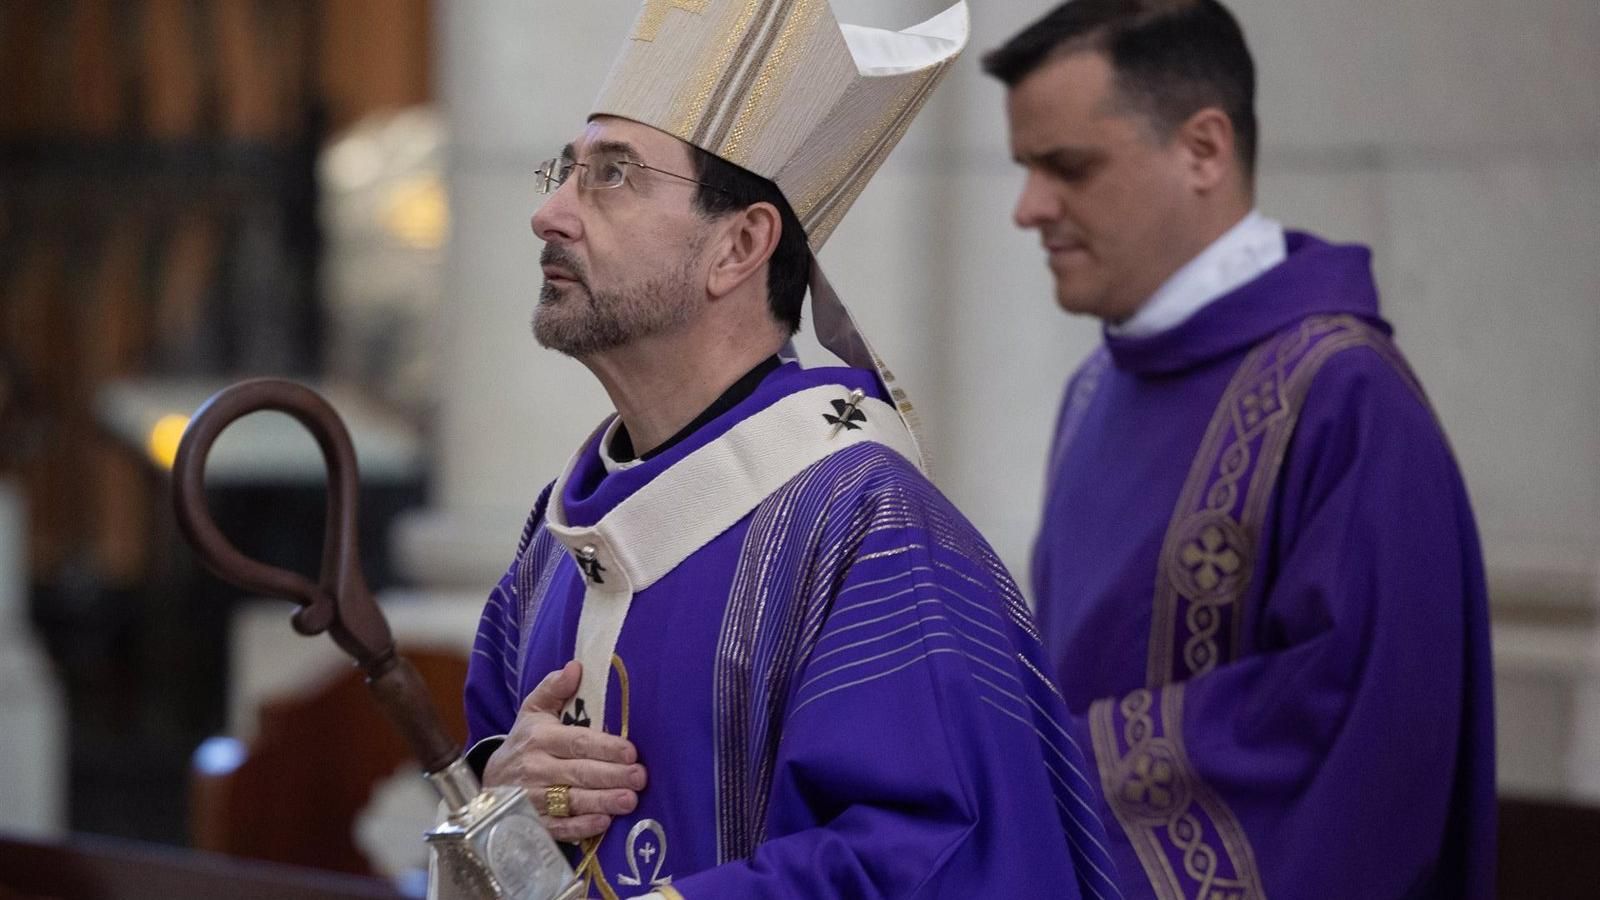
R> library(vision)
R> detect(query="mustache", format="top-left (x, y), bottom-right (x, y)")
top-left (540, 245), bottom-right (589, 286)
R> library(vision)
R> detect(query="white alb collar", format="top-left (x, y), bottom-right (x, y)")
top-left (597, 417), bottom-right (644, 475)
top-left (1109, 210), bottom-right (1286, 339)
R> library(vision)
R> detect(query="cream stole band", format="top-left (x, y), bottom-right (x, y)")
top-left (543, 385), bottom-right (919, 731)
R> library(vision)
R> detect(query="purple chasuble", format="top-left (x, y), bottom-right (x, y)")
top-left (467, 363), bottom-right (1120, 899)
top-left (1033, 233), bottom-right (1496, 899)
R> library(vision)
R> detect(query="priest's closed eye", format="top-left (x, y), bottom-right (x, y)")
top-left (1038, 150), bottom-right (1105, 183)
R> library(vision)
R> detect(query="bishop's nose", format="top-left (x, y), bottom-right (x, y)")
top-left (532, 180), bottom-right (583, 244)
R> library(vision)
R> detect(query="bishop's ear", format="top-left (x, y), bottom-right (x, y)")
top-left (1176, 106), bottom-right (1238, 195)
top-left (706, 201), bottom-right (782, 300)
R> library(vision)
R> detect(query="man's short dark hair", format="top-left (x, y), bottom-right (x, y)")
top-left (982, 0), bottom-right (1258, 176)
top-left (689, 147), bottom-right (809, 335)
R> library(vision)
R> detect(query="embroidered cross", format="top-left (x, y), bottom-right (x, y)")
top-left (576, 545), bottom-right (606, 585)
top-left (1121, 751), bottom-right (1175, 810)
top-left (824, 389), bottom-right (867, 437)
top-left (639, 843), bottom-right (657, 864)
top-left (633, 0), bottom-right (709, 42)
top-left (1239, 379), bottom-right (1281, 429)
top-left (562, 698), bottom-right (592, 728)
top-left (1179, 525), bottom-right (1242, 592)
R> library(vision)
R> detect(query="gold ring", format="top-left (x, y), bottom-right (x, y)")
top-left (545, 784), bottom-right (572, 818)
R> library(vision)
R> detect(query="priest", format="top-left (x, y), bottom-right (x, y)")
top-left (985, 2), bottom-right (1495, 897)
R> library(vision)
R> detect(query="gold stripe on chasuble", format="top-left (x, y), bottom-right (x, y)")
top-left (713, 453), bottom-right (889, 863)
top-left (712, 470), bottom-right (814, 863)
top-left (1145, 315), bottom-right (1400, 688)
top-left (1090, 686), bottom-right (1266, 900)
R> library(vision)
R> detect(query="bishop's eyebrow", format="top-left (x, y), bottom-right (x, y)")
top-left (563, 139), bottom-right (641, 163)
top-left (587, 139), bottom-right (640, 159)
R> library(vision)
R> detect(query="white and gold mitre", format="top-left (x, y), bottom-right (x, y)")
top-left (592, 0), bottom-right (969, 249)
top-left (591, 1), bottom-right (971, 469)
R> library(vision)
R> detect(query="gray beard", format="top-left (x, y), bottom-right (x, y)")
top-left (532, 256), bottom-right (699, 358)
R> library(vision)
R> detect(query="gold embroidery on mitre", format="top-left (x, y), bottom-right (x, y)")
top-left (699, 0), bottom-right (804, 156)
top-left (634, 0), bottom-right (710, 43)
top-left (668, 0), bottom-right (764, 139)
top-left (721, 0), bottom-right (823, 162)
top-left (596, 0), bottom-right (968, 247)
top-left (798, 61), bottom-right (946, 244)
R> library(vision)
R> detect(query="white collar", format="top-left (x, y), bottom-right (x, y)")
top-left (597, 417), bottom-right (644, 475)
top-left (1108, 210), bottom-right (1286, 339)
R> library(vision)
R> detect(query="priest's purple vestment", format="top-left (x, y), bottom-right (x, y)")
top-left (1032, 232), bottom-right (1496, 898)
top-left (466, 364), bottom-right (1120, 898)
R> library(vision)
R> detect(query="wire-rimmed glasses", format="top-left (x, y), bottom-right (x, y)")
top-left (535, 150), bottom-right (726, 195)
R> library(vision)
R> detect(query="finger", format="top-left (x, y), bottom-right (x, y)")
top-left (557, 727), bottom-right (638, 765)
top-left (530, 783), bottom-right (636, 818)
top-left (544, 813), bottom-right (611, 844)
top-left (555, 759), bottom-right (648, 792)
top-left (567, 787), bottom-right (638, 818)
top-left (522, 660), bottom-right (582, 715)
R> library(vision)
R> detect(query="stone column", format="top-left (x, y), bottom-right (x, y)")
top-left (0, 480), bottom-right (65, 836)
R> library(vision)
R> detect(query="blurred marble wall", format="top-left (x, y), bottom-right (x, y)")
top-left (413, 0), bottom-right (1600, 798)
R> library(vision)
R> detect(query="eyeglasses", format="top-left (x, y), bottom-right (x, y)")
top-left (535, 150), bottom-right (727, 195)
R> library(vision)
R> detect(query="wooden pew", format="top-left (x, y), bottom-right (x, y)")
top-left (0, 832), bottom-right (404, 900)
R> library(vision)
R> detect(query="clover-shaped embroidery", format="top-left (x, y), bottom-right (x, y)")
top-left (1180, 525), bottom-right (1243, 592)
top-left (1239, 380), bottom-right (1280, 428)
top-left (1122, 751), bottom-right (1176, 810)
